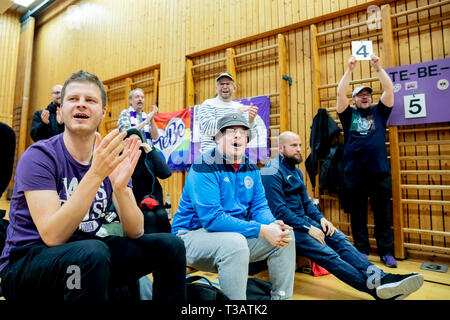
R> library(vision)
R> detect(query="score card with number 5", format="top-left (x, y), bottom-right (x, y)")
top-left (404, 93), bottom-right (427, 119)
top-left (352, 41), bottom-right (373, 60)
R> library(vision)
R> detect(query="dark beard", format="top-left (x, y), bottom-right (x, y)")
top-left (355, 104), bottom-right (372, 115)
top-left (285, 154), bottom-right (303, 166)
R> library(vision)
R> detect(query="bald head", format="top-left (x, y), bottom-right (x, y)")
top-left (278, 131), bottom-right (303, 164)
top-left (279, 131), bottom-right (300, 146)
top-left (51, 84), bottom-right (63, 105)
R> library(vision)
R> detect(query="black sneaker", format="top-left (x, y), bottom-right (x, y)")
top-left (376, 273), bottom-right (424, 299)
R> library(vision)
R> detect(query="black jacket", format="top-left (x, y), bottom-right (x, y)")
top-left (30, 102), bottom-right (64, 142)
top-left (305, 108), bottom-right (340, 186)
top-left (132, 148), bottom-right (172, 205)
top-left (261, 155), bottom-right (325, 233)
top-left (0, 122), bottom-right (15, 198)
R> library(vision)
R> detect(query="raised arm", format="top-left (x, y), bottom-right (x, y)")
top-left (336, 56), bottom-right (357, 114)
top-left (148, 106), bottom-right (159, 139)
top-left (371, 54), bottom-right (394, 108)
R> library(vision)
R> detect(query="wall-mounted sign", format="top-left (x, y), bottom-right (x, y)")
top-left (386, 58), bottom-right (450, 126)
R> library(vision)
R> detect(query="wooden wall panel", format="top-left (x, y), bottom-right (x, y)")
top-left (0, 10), bottom-right (20, 126)
top-left (29, 0), bottom-right (377, 117)
top-left (26, 0), bottom-right (378, 216)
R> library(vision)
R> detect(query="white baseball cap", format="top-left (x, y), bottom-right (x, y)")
top-left (352, 86), bottom-right (373, 97)
top-left (216, 72), bottom-right (234, 82)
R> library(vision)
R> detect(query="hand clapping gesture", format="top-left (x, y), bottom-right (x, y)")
top-left (91, 129), bottom-right (141, 191)
top-left (146, 105), bottom-right (158, 123)
top-left (237, 103), bottom-right (258, 124)
top-left (41, 109), bottom-right (50, 124)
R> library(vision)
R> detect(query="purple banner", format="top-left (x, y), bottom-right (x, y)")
top-left (190, 95), bottom-right (271, 164)
top-left (386, 58), bottom-right (450, 126)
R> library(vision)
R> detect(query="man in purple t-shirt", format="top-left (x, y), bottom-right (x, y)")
top-left (0, 70), bottom-right (186, 300)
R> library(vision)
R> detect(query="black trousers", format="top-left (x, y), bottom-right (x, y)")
top-left (345, 171), bottom-right (394, 257)
top-left (143, 206), bottom-right (171, 234)
top-left (1, 233), bottom-right (186, 300)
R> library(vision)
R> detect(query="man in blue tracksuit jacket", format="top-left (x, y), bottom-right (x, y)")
top-left (261, 131), bottom-right (424, 300)
top-left (172, 113), bottom-right (295, 300)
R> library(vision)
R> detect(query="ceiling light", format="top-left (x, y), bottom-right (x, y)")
top-left (12, 0), bottom-right (36, 8)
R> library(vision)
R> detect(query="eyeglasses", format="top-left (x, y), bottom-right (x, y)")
top-left (355, 93), bottom-right (371, 98)
top-left (218, 82), bottom-right (233, 87)
top-left (224, 128), bottom-right (247, 136)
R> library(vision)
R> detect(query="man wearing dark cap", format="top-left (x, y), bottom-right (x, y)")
top-left (336, 54), bottom-right (397, 267)
top-left (197, 72), bottom-right (260, 153)
top-left (172, 113), bottom-right (296, 300)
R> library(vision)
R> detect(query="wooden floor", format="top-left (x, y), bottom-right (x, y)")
top-left (1, 194), bottom-right (449, 300)
top-left (190, 256), bottom-right (450, 300)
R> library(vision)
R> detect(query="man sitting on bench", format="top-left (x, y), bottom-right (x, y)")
top-left (171, 113), bottom-right (296, 300)
top-left (261, 131), bottom-right (424, 300)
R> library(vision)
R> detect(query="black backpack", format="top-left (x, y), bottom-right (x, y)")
top-left (246, 277), bottom-right (272, 300)
top-left (186, 275), bottom-right (229, 301)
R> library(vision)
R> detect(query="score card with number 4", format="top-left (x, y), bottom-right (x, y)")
top-left (352, 41), bottom-right (373, 60)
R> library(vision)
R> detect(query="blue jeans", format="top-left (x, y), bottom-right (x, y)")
top-left (295, 217), bottom-right (385, 294)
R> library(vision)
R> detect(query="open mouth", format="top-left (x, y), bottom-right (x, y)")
top-left (74, 113), bottom-right (89, 119)
top-left (232, 142), bottom-right (242, 148)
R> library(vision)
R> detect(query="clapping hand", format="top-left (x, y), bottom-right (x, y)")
top-left (237, 105), bottom-right (250, 114)
top-left (91, 129), bottom-right (141, 191)
top-left (248, 103), bottom-right (258, 124)
top-left (108, 134), bottom-right (142, 191)
top-left (147, 105), bottom-right (158, 122)
top-left (41, 110), bottom-right (50, 124)
top-left (56, 107), bottom-right (63, 124)
top-left (237, 103), bottom-right (258, 124)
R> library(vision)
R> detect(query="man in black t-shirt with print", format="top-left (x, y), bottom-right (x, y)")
top-left (336, 54), bottom-right (397, 268)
